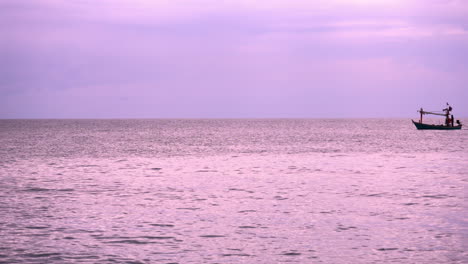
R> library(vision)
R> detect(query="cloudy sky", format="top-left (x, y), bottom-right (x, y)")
top-left (1, 0), bottom-right (467, 118)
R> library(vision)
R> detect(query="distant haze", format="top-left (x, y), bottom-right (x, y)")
top-left (1, 0), bottom-right (467, 118)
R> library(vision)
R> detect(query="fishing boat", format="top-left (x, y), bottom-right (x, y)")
top-left (412, 103), bottom-right (462, 130)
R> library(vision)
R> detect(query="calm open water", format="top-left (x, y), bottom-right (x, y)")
top-left (0, 119), bottom-right (467, 264)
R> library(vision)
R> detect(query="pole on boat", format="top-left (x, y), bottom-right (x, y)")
top-left (419, 108), bottom-right (423, 123)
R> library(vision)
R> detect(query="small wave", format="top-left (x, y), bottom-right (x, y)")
top-left (23, 187), bottom-right (50, 192)
top-left (222, 253), bottom-right (251, 257)
top-left (335, 226), bottom-right (357, 231)
top-left (150, 224), bottom-right (175, 227)
top-left (106, 240), bottom-right (153, 245)
top-left (140, 236), bottom-right (174, 240)
top-left (420, 194), bottom-right (452, 199)
top-left (76, 164), bottom-right (99, 167)
top-left (238, 210), bottom-right (256, 213)
top-left (199, 235), bottom-right (225, 238)
top-left (63, 255), bottom-right (100, 260)
top-left (23, 187), bottom-right (74, 193)
top-left (25, 226), bottom-right (49, 230)
top-left (434, 233), bottom-right (452, 239)
top-left (103, 257), bottom-right (146, 264)
top-left (377, 248), bottom-right (398, 251)
top-left (21, 252), bottom-right (61, 258)
top-left (402, 202), bottom-right (418, 206)
top-left (228, 188), bottom-right (253, 193)
top-left (57, 188), bottom-right (74, 192)
top-left (274, 196), bottom-right (288, 200)
top-left (364, 193), bottom-right (387, 197)
top-left (196, 169), bottom-right (218, 173)
top-left (282, 252), bottom-right (301, 256)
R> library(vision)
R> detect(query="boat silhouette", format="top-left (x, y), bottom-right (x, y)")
top-left (412, 103), bottom-right (462, 130)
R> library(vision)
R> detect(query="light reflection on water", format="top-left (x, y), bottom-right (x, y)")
top-left (0, 119), bottom-right (467, 263)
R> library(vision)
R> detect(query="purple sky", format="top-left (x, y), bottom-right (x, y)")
top-left (1, 0), bottom-right (467, 118)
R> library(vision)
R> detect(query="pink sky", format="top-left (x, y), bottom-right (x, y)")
top-left (1, 0), bottom-right (467, 118)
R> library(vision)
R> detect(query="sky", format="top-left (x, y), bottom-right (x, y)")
top-left (1, 0), bottom-right (467, 118)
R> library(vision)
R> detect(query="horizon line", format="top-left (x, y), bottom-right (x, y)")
top-left (2, 116), bottom-right (467, 120)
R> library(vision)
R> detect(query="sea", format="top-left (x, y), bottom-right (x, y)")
top-left (0, 119), bottom-right (467, 264)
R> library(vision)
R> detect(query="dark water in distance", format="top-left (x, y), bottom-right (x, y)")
top-left (0, 119), bottom-right (467, 263)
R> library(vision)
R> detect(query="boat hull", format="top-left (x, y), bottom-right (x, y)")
top-left (412, 120), bottom-right (462, 130)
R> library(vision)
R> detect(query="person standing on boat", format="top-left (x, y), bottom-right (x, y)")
top-left (443, 103), bottom-right (453, 126)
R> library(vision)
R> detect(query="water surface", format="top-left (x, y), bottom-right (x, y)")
top-left (0, 119), bottom-right (467, 263)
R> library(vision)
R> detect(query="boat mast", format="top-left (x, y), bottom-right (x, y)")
top-left (417, 104), bottom-right (453, 125)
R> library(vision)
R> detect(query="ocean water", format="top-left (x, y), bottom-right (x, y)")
top-left (0, 119), bottom-right (467, 264)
